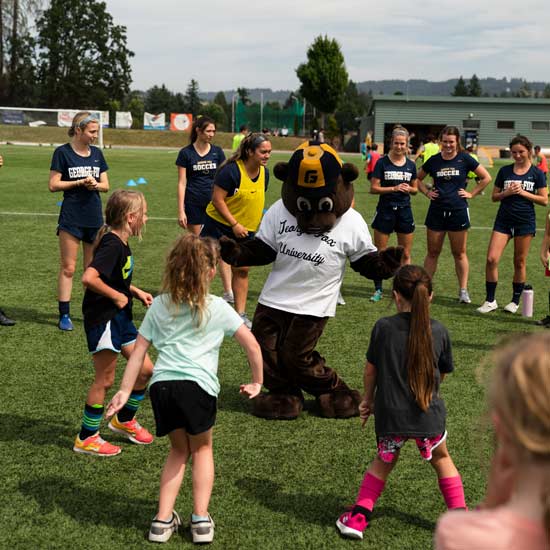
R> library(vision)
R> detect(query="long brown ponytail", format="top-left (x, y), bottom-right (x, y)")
top-left (393, 265), bottom-right (435, 411)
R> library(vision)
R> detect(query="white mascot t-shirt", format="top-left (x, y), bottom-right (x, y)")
top-left (256, 199), bottom-right (376, 317)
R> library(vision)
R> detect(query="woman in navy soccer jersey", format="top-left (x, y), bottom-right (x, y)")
top-left (176, 116), bottom-right (232, 302)
top-left (477, 135), bottom-right (548, 314)
top-left (369, 125), bottom-right (418, 302)
top-left (417, 126), bottom-right (491, 304)
top-left (49, 111), bottom-right (109, 331)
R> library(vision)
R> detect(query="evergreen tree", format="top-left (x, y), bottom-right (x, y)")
top-left (296, 35), bottom-right (348, 118)
top-left (184, 78), bottom-right (201, 116)
top-left (236, 87), bottom-right (250, 105)
top-left (452, 76), bottom-right (468, 96)
top-left (468, 74), bottom-right (482, 97)
top-left (144, 84), bottom-right (173, 114)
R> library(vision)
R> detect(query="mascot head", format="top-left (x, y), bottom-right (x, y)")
top-left (274, 141), bottom-right (358, 233)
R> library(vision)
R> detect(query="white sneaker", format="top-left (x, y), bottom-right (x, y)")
top-left (148, 511), bottom-right (181, 543)
top-left (222, 292), bottom-right (234, 304)
top-left (239, 312), bottom-right (252, 329)
top-left (503, 302), bottom-right (519, 314)
top-left (458, 289), bottom-right (471, 304)
top-left (477, 300), bottom-right (498, 313)
top-left (190, 514), bottom-right (214, 544)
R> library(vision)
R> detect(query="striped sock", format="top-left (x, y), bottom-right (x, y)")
top-left (117, 388), bottom-right (146, 422)
top-left (79, 403), bottom-right (103, 440)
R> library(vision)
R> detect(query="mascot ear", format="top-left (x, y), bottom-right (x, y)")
top-left (342, 163), bottom-right (359, 183)
top-left (274, 162), bottom-right (289, 182)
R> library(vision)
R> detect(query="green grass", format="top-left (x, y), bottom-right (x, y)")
top-left (1, 146), bottom-right (548, 549)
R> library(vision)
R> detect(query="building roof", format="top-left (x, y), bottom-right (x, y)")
top-left (372, 95), bottom-right (550, 105)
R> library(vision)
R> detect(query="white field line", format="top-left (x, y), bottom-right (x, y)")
top-left (0, 210), bottom-right (546, 232)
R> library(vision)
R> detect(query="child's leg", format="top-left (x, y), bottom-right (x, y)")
top-left (189, 428), bottom-right (214, 517)
top-left (356, 454), bottom-right (396, 509)
top-left (157, 428), bottom-right (191, 521)
top-left (80, 350), bottom-right (118, 436)
top-left (430, 441), bottom-right (466, 509)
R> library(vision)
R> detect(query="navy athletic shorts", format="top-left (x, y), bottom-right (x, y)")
top-left (201, 215), bottom-right (255, 240)
top-left (493, 215), bottom-right (536, 237)
top-left (425, 205), bottom-right (470, 232)
top-left (184, 199), bottom-right (209, 226)
top-left (57, 224), bottom-right (100, 244)
top-left (85, 308), bottom-right (138, 353)
top-left (372, 204), bottom-right (415, 235)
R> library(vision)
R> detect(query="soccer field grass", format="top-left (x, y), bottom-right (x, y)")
top-left (1, 145), bottom-right (548, 549)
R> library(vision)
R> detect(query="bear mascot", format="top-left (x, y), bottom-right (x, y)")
top-left (220, 141), bottom-right (403, 419)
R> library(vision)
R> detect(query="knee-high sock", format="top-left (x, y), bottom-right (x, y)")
top-left (438, 475), bottom-right (467, 509)
top-left (356, 472), bottom-right (385, 511)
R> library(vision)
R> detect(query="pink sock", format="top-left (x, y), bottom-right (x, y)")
top-left (438, 475), bottom-right (467, 509)
top-left (356, 472), bottom-right (385, 510)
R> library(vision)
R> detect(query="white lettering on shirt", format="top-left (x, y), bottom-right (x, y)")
top-left (68, 166), bottom-right (100, 179)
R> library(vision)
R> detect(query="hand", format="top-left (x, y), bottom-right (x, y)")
top-left (426, 189), bottom-right (439, 200)
top-left (232, 222), bottom-right (249, 239)
top-left (137, 290), bottom-right (153, 307)
top-left (106, 390), bottom-right (130, 418)
top-left (359, 399), bottom-right (373, 427)
top-left (178, 211), bottom-right (187, 229)
top-left (395, 183), bottom-right (411, 193)
top-left (506, 182), bottom-right (522, 196)
top-left (541, 250), bottom-right (550, 268)
top-left (219, 236), bottom-right (240, 264)
top-left (240, 382), bottom-right (262, 399)
top-left (458, 189), bottom-right (472, 199)
top-left (83, 175), bottom-right (99, 190)
top-left (113, 293), bottom-right (129, 309)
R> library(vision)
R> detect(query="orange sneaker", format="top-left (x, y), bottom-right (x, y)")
top-left (108, 416), bottom-right (154, 445)
top-left (73, 433), bottom-right (121, 456)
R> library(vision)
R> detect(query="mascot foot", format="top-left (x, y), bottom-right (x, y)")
top-left (316, 390), bottom-right (362, 418)
top-left (251, 393), bottom-right (304, 420)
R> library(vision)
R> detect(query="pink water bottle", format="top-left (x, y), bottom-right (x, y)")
top-left (521, 285), bottom-right (534, 317)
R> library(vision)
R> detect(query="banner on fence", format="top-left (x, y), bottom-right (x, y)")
top-left (1, 110), bottom-right (24, 125)
top-left (116, 111), bottom-right (133, 129)
top-left (57, 110), bottom-right (109, 128)
top-left (144, 112), bottom-right (166, 130)
top-left (170, 113), bottom-right (193, 132)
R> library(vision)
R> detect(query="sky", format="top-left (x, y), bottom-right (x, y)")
top-left (104, 0), bottom-right (550, 94)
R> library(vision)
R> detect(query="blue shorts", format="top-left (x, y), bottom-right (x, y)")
top-left (372, 204), bottom-right (415, 235)
top-left (425, 206), bottom-right (470, 232)
top-left (184, 198), bottom-right (209, 226)
top-left (85, 308), bottom-right (137, 353)
top-left (493, 216), bottom-right (536, 237)
top-left (57, 224), bottom-right (100, 244)
top-left (201, 215), bottom-right (256, 240)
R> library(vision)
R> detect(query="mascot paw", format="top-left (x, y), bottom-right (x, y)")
top-left (251, 393), bottom-right (304, 420)
top-left (316, 389), bottom-right (362, 418)
top-left (219, 236), bottom-right (240, 265)
top-left (379, 246), bottom-right (404, 276)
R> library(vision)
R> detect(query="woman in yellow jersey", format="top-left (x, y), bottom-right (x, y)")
top-left (201, 133), bottom-right (272, 327)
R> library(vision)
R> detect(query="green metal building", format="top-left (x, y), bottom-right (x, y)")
top-left (361, 95), bottom-right (550, 153)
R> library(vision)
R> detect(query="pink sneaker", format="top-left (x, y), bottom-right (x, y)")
top-left (336, 506), bottom-right (370, 539)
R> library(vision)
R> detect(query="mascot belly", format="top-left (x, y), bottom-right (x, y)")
top-left (221, 141), bottom-right (402, 419)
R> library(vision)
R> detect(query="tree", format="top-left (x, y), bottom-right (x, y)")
top-left (144, 84), bottom-right (173, 114)
top-left (36, 0), bottom-right (133, 108)
top-left (200, 102), bottom-right (227, 129)
top-left (296, 35), bottom-right (348, 119)
top-left (543, 84), bottom-right (550, 99)
top-left (213, 91), bottom-right (230, 129)
top-left (184, 78), bottom-right (201, 116)
top-left (452, 76), bottom-right (468, 96)
top-left (236, 87), bottom-right (250, 106)
top-left (468, 74), bottom-right (482, 97)
top-left (126, 94), bottom-right (144, 129)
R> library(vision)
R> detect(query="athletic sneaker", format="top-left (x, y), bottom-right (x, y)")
top-left (370, 289), bottom-right (383, 303)
top-left (58, 314), bottom-right (73, 331)
top-left (0, 309), bottom-right (15, 326)
top-left (337, 293), bottom-right (346, 305)
top-left (239, 312), bottom-right (252, 329)
top-left (458, 289), bottom-right (471, 304)
top-left (503, 302), bottom-right (519, 314)
top-left (108, 416), bottom-right (154, 445)
top-left (73, 433), bottom-right (121, 456)
top-left (336, 506), bottom-right (370, 540)
top-left (535, 315), bottom-right (550, 327)
top-left (148, 511), bottom-right (182, 543)
top-left (477, 300), bottom-right (498, 314)
top-left (190, 514), bottom-right (214, 544)
top-left (222, 292), bottom-right (234, 304)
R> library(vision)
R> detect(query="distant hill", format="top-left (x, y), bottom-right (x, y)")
top-left (200, 78), bottom-right (549, 103)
